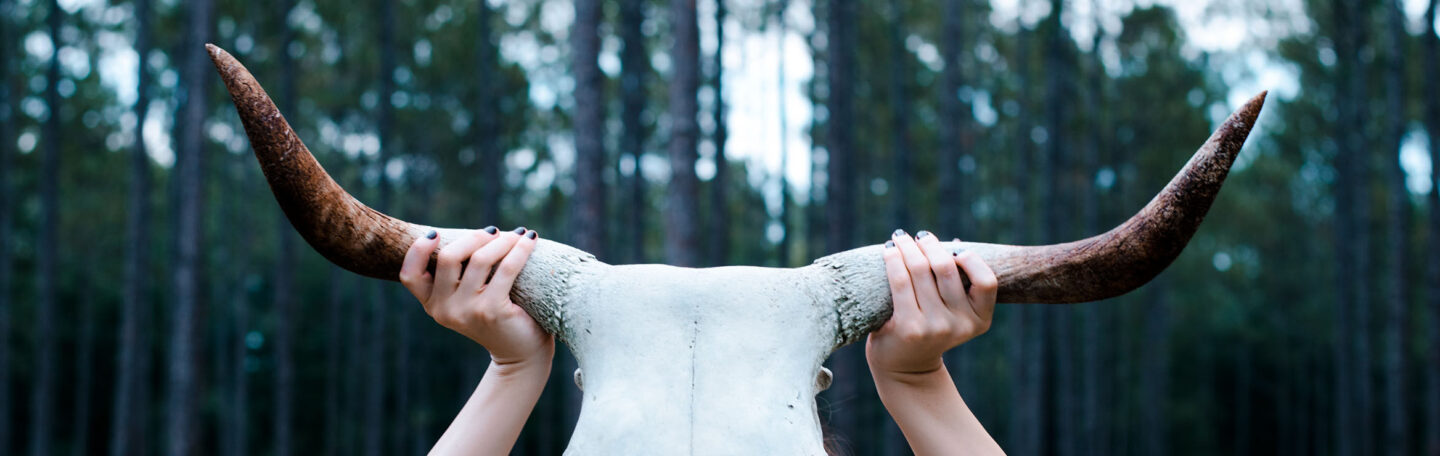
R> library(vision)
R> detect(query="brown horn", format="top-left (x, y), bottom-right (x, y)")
top-left (208, 44), bottom-right (599, 338)
top-left (815, 92), bottom-right (1265, 344)
top-left (207, 43), bottom-right (421, 280)
top-left (980, 90), bottom-right (1267, 303)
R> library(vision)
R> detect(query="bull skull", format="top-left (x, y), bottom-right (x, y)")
top-left (208, 44), bottom-right (1263, 455)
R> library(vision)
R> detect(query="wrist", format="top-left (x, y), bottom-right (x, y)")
top-left (489, 346), bottom-right (554, 380)
top-left (871, 362), bottom-right (950, 389)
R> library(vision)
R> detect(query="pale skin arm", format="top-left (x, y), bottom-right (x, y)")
top-left (867, 230), bottom-right (1006, 456)
top-left (399, 226), bottom-right (554, 456)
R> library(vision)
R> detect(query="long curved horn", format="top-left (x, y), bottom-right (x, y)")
top-left (207, 44), bottom-right (598, 332)
top-left (814, 91), bottom-right (1266, 346)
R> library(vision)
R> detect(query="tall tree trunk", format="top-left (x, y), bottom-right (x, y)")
top-left (112, 0), bottom-right (153, 452)
top-left (324, 267), bottom-right (345, 456)
top-left (1140, 281), bottom-right (1170, 455)
top-left (31, 2), bottom-right (63, 454)
top-left (272, 1), bottom-right (298, 454)
top-left (476, 0), bottom-right (501, 228)
top-left (367, 2), bottom-right (396, 455)
top-left (708, 0), bottom-right (729, 266)
top-left (1008, 15), bottom-right (1036, 455)
top-left (72, 278), bottom-right (96, 455)
top-left (1381, 1), bottom-right (1409, 454)
top-left (938, 0), bottom-right (965, 237)
top-left (573, 0), bottom-right (607, 260)
top-left (891, 0), bottom-right (912, 233)
top-left (824, 0), bottom-right (860, 446)
top-left (667, 0), bottom-right (702, 266)
top-left (823, 0), bottom-right (855, 256)
top-left (1425, 2), bottom-right (1440, 455)
top-left (620, 0), bottom-right (649, 264)
top-left (167, 0), bottom-right (212, 453)
top-left (1042, 1), bottom-right (1070, 453)
top-left (0, 0), bottom-right (17, 451)
top-left (1080, 14), bottom-right (1106, 455)
top-left (1334, 0), bottom-right (1374, 453)
top-left (776, 0), bottom-right (791, 267)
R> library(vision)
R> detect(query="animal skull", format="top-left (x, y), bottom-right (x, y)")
top-left (207, 44), bottom-right (1264, 455)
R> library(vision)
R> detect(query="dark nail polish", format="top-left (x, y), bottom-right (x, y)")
top-left (513, 226), bottom-right (527, 234)
top-left (917, 230), bottom-right (932, 239)
top-left (885, 240), bottom-right (896, 248)
top-left (526, 230), bottom-right (538, 239)
top-left (483, 226), bottom-right (498, 234)
top-left (425, 230), bottom-right (437, 240)
top-left (892, 229), bottom-right (907, 238)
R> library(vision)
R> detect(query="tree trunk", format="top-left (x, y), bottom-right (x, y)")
top-left (1008, 13), bottom-right (1036, 455)
top-left (573, 0), bottom-right (607, 260)
top-left (1081, 13), bottom-right (1106, 454)
top-left (1381, 1), bottom-right (1409, 454)
top-left (708, 0), bottom-right (729, 266)
top-left (272, 2), bottom-right (298, 454)
top-left (938, 0), bottom-right (965, 237)
top-left (891, 0), bottom-right (912, 233)
top-left (324, 266), bottom-right (345, 456)
top-left (72, 280), bottom-right (96, 456)
top-left (776, 1), bottom-right (791, 267)
top-left (367, 2), bottom-right (396, 454)
top-left (476, 0), bottom-right (501, 229)
top-left (166, 1), bottom-right (212, 454)
top-left (30, 2), bottom-right (63, 454)
top-left (1334, 0), bottom-right (1374, 453)
top-left (112, 0), bottom-right (153, 452)
top-left (1042, 1), bottom-right (1070, 453)
top-left (1140, 281), bottom-right (1170, 455)
top-left (0, 0), bottom-right (17, 451)
top-left (824, 0), bottom-right (860, 445)
top-left (620, 0), bottom-right (649, 264)
top-left (824, 0), bottom-right (855, 256)
top-left (667, 0), bottom-right (702, 266)
top-left (1425, 2), bottom-right (1440, 455)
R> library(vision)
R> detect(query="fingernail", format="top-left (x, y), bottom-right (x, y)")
top-left (917, 230), bottom-right (931, 239)
top-left (892, 229), bottom-right (906, 238)
top-left (885, 240), bottom-right (896, 248)
top-left (526, 230), bottom-right (538, 239)
top-left (513, 226), bottom-right (527, 234)
top-left (425, 230), bottom-right (437, 240)
top-left (952, 247), bottom-right (966, 256)
top-left (483, 226), bottom-right (498, 234)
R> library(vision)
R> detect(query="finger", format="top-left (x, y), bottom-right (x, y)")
top-left (882, 239), bottom-right (921, 325)
top-left (399, 230), bottom-right (441, 303)
top-left (434, 227), bottom-right (495, 295)
top-left (917, 234), bottom-right (975, 318)
top-left (894, 230), bottom-right (942, 315)
top-left (954, 248), bottom-right (999, 324)
top-left (482, 229), bottom-right (538, 300)
top-left (458, 228), bottom-right (525, 296)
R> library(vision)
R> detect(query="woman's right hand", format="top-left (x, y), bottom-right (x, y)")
top-left (399, 226), bottom-right (554, 367)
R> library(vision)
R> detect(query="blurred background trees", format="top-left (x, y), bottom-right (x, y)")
top-left (0, 0), bottom-right (1438, 455)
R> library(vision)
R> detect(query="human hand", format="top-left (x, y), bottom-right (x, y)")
top-left (866, 229), bottom-right (998, 379)
top-left (400, 226), bottom-right (554, 367)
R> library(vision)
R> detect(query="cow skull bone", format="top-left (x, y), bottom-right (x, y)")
top-left (206, 44), bottom-right (1264, 455)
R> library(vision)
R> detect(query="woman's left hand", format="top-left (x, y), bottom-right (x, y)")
top-left (866, 229), bottom-right (998, 378)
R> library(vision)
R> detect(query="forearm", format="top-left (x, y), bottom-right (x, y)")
top-left (872, 364), bottom-right (1005, 456)
top-left (431, 356), bottom-right (551, 455)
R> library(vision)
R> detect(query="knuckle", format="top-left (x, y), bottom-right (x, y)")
top-left (438, 251), bottom-right (464, 266)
